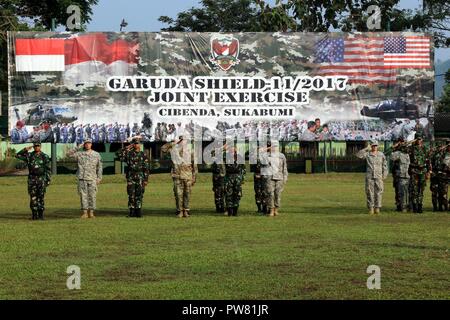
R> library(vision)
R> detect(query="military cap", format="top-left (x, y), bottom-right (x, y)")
top-left (370, 140), bottom-right (379, 146)
top-left (33, 142), bottom-right (41, 147)
top-left (83, 138), bottom-right (92, 144)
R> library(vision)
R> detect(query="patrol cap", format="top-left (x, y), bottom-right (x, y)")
top-left (370, 140), bottom-right (379, 146)
top-left (33, 142), bottom-right (41, 147)
top-left (83, 138), bottom-right (92, 144)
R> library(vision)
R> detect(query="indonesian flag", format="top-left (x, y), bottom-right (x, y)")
top-left (15, 33), bottom-right (139, 85)
top-left (15, 38), bottom-right (65, 71)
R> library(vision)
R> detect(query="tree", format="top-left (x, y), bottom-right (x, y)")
top-left (0, 0), bottom-right (98, 114)
top-left (437, 69), bottom-right (450, 112)
top-left (159, 0), bottom-right (264, 32)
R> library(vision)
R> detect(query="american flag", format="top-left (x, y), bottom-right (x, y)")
top-left (315, 36), bottom-right (431, 84)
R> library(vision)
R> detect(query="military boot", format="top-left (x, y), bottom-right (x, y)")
top-left (183, 209), bottom-right (190, 218)
top-left (269, 207), bottom-right (275, 217)
top-left (274, 207), bottom-right (279, 216)
top-left (417, 204), bottom-right (423, 213)
top-left (227, 207), bottom-right (233, 216)
top-left (432, 199), bottom-right (438, 211)
top-left (233, 206), bottom-right (238, 216)
top-left (256, 203), bottom-right (261, 213)
top-left (88, 209), bottom-right (95, 218)
top-left (135, 208), bottom-right (142, 218)
top-left (368, 208), bottom-right (374, 215)
top-left (374, 208), bottom-right (380, 215)
top-left (177, 210), bottom-right (183, 218)
top-left (31, 210), bottom-right (37, 220)
top-left (38, 209), bottom-right (44, 220)
top-left (127, 208), bottom-right (135, 218)
top-left (81, 210), bottom-right (89, 219)
top-left (412, 204), bottom-right (417, 213)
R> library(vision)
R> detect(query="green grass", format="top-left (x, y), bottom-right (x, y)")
top-left (0, 173), bottom-right (448, 300)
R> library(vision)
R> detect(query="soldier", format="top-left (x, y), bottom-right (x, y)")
top-left (261, 142), bottom-right (288, 216)
top-left (224, 145), bottom-right (246, 216)
top-left (163, 136), bottom-right (198, 217)
top-left (356, 140), bottom-right (388, 215)
top-left (68, 138), bottom-right (103, 218)
top-left (407, 136), bottom-right (430, 213)
top-left (211, 157), bottom-right (226, 213)
top-left (16, 142), bottom-right (51, 220)
top-left (116, 137), bottom-right (150, 217)
top-left (391, 138), bottom-right (404, 211)
top-left (430, 141), bottom-right (449, 211)
top-left (390, 142), bottom-right (410, 213)
top-left (251, 157), bottom-right (265, 213)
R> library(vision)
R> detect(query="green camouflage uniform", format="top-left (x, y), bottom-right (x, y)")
top-left (390, 150), bottom-right (410, 211)
top-left (430, 147), bottom-right (449, 211)
top-left (224, 153), bottom-right (246, 215)
top-left (408, 144), bottom-right (430, 213)
top-left (68, 148), bottom-right (102, 210)
top-left (211, 161), bottom-right (226, 212)
top-left (356, 148), bottom-right (388, 209)
top-left (117, 148), bottom-right (150, 211)
top-left (16, 148), bottom-right (51, 219)
top-left (251, 160), bottom-right (266, 212)
top-left (391, 153), bottom-right (401, 210)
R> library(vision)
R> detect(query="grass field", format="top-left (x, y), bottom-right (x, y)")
top-left (0, 173), bottom-right (448, 300)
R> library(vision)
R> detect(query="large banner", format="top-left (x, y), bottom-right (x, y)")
top-left (8, 32), bottom-right (434, 143)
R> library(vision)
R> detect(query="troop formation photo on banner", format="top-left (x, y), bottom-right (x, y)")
top-left (0, 0), bottom-right (449, 309)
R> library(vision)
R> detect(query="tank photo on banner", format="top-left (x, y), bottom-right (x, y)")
top-left (7, 31), bottom-right (434, 143)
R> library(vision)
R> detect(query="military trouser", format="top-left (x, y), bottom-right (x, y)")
top-left (365, 177), bottom-right (384, 209)
top-left (393, 175), bottom-right (400, 207)
top-left (212, 176), bottom-right (225, 209)
top-left (396, 178), bottom-right (410, 211)
top-left (267, 179), bottom-right (285, 208)
top-left (225, 173), bottom-right (243, 208)
top-left (431, 176), bottom-right (448, 210)
top-left (28, 175), bottom-right (47, 213)
top-left (410, 173), bottom-right (426, 208)
top-left (173, 178), bottom-right (192, 211)
top-left (77, 179), bottom-right (98, 210)
top-left (430, 176), bottom-right (439, 209)
top-left (127, 179), bottom-right (145, 209)
top-left (254, 176), bottom-right (264, 206)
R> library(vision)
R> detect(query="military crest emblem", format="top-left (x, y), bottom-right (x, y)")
top-left (210, 34), bottom-right (240, 71)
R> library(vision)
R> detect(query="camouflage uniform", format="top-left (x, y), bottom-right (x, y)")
top-left (224, 153), bottom-right (246, 216)
top-left (68, 147), bottom-right (103, 211)
top-left (430, 146), bottom-right (449, 211)
top-left (391, 152), bottom-right (402, 211)
top-left (251, 160), bottom-right (266, 213)
top-left (212, 161), bottom-right (226, 213)
top-left (262, 151), bottom-right (288, 216)
top-left (171, 153), bottom-right (198, 217)
top-left (356, 147), bottom-right (388, 211)
top-left (117, 147), bottom-right (150, 217)
top-left (408, 143), bottom-right (430, 213)
top-left (390, 150), bottom-right (410, 212)
top-left (16, 147), bottom-right (51, 220)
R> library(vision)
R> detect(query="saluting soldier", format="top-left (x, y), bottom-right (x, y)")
top-left (390, 143), bottom-right (410, 213)
top-left (116, 137), bottom-right (150, 217)
top-left (67, 138), bottom-right (102, 218)
top-left (224, 145), bottom-right (246, 216)
top-left (430, 141), bottom-right (449, 212)
top-left (16, 142), bottom-right (51, 220)
top-left (356, 140), bottom-right (388, 215)
top-left (391, 138), bottom-right (404, 211)
top-left (262, 142), bottom-right (288, 217)
top-left (251, 158), bottom-right (265, 213)
top-left (163, 136), bottom-right (198, 218)
top-left (407, 135), bottom-right (430, 213)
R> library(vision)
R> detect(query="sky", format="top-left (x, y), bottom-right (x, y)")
top-left (83, 0), bottom-right (448, 63)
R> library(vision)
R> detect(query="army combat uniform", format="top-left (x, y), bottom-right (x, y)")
top-left (407, 142), bottom-right (430, 213)
top-left (262, 151), bottom-right (288, 216)
top-left (117, 145), bottom-right (150, 217)
top-left (171, 153), bottom-right (198, 218)
top-left (16, 144), bottom-right (51, 220)
top-left (356, 145), bottom-right (388, 214)
top-left (212, 161), bottom-right (226, 213)
top-left (68, 144), bottom-right (102, 218)
top-left (224, 152), bottom-right (246, 216)
top-left (390, 149), bottom-right (410, 212)
top-left (430, 146), bottom-right (449, 211)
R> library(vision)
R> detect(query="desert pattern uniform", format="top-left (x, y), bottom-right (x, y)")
top-left (390, 149), bottom-right (410, 212)
top-left (264, 151), bottom-right (288, 216)
top-left (172, 160), bottom-right (198, 217)
top-left (224, 153), bottom-right (246, 216)
top-left (117, 147), bottom-right (150, 217)
top-left (16, 146), bottom-right (51, 220)
top-left (408, 143), bottom-right (430, 213)
top-left (69, 146), bottom-right (102, 216)
top-left (212, 161), bottom-right (226, 213)
top-left (356, 146), bottom-right (388, 213)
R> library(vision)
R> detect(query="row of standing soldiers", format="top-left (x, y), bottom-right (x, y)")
top-left (391, 136), bottom-right (450, 213)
